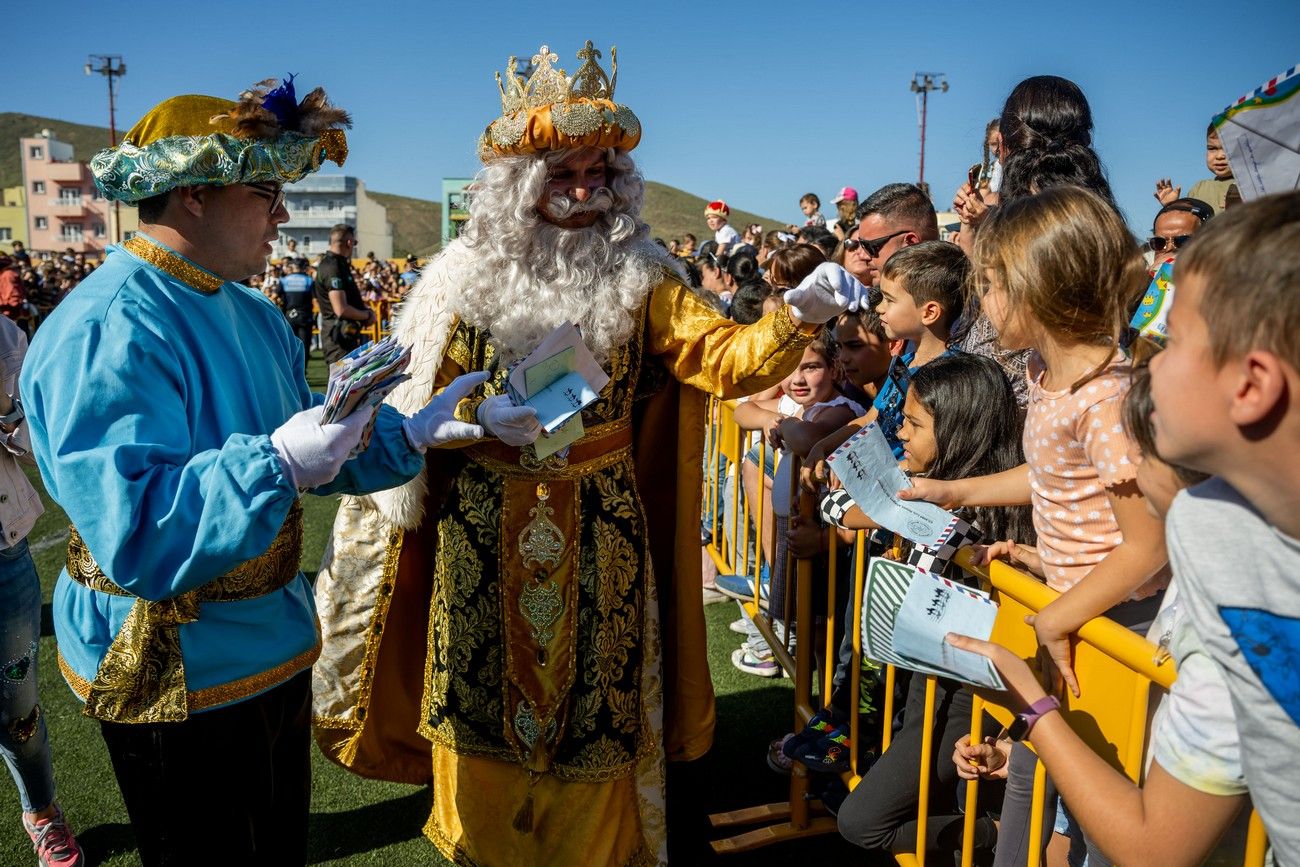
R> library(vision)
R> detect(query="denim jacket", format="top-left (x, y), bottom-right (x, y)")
top-left (0, 316), bottom-right (42, 548)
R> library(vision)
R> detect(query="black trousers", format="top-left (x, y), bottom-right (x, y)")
top-left (99, 670), bottom-right (312, 867)
top-left (838, 672), bottom-right (1002, 862)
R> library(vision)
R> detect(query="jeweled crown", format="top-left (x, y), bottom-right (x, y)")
top-left (480, 40), bottom-right (641, 160)
top-left (496, 41), bottom-right (619, 114)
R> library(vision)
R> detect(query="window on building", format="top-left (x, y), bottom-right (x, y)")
top-left (61, 223), bottom-right (84, 241)
top-left (94, 222), bottom-right (106, 238)
top-left (32, 181), bottom-right (45, 195)
top-left (328, 200), bottom-right (340, 211)
top-left (34, 217), bottom-right (48, 230)
top-left (301, 236), bottom-right (313, 249)
top-left (0, 228), bottom-right (11, 241)
top-left (58, 187), bottom-right (82, 203)
top-left (29, 146), bottom-right (43, 160)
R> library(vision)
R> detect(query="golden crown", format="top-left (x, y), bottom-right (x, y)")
top-left (480, 40), bottom-right (641, 160)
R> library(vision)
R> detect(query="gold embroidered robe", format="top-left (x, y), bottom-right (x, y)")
top-left (313, 274), bottom-right (815, 866)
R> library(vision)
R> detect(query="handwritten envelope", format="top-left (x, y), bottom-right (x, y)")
top-left (825, 422), bottom-right (959, 548)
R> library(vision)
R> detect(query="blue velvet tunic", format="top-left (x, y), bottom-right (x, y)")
top-left (21, 235), bottom-right (422, 715)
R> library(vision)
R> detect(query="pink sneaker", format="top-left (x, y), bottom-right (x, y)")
top-left (23, 805), bottom-right (84, 867)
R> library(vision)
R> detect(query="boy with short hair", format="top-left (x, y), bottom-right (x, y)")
top-left (801, 192), bottom-right (827, 228)
top-left (950, 190), bottom-right (1300, 864)
top-left (807, 240), bottom-right (967, 468)
top-left (705, 200), bottom-right (740, 256)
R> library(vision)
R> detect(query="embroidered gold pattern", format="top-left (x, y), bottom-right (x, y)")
top-left (123, 235), bottom-right (225, 294)
top-left (519, 575), bottom-right (564, 647)
top-left (64, 502), bottom-right (303, 722)
top-left (518, 484), bottom-right (565, 568)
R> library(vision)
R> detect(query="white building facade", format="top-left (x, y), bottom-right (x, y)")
top-left (274, 175), bottom-right (392, 260)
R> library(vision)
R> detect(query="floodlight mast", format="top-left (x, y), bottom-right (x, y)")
top-left (910, 72), bottom-right (948, 195)
top-left (86, 54), bottom-right (126, 242)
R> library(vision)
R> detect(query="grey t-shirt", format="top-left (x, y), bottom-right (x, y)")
top-left (1166, 478), bottom-right (1300, 863)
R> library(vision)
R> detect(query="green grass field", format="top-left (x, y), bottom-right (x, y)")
top-left (0, 356), bottom-right (869, 866)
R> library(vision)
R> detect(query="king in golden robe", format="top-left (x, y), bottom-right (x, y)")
top-left (312, 41), bottom-right (857, 866)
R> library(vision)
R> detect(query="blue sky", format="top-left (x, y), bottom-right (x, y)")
top-left (9, 0), bottom-right (1298, 233)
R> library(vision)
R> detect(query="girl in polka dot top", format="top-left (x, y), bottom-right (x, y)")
top-left (903, 186), bottom-right (1170, 694)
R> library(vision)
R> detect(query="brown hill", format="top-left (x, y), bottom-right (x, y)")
top-left (2, 113), bottom-right (784, 257)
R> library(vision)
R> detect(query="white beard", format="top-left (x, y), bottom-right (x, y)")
top-left (439, 223), bottom-right (675, 365)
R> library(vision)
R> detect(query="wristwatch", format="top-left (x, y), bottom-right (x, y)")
top-left (1008, 695), bottom-right (1061, 741)
top-left (0, 397), bottom-right (24, 430)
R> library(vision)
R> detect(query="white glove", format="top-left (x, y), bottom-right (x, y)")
top-left (271, 404), bottom-right (375, 490)
top-left (782, 262), bottom-right (863, 323)
top-left (477, 394), bottom-right (542, 447)
top-left (401, 371), bottom-right (490, 451)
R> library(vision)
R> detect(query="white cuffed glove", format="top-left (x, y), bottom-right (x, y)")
top-left (477, 394), bottom-right (542, 446)
top-left (271, 404), bottom-right (375, 490)
top-left (401, 371), bottom-right (490, 451)
top-left (783, 262), bottom-right (863, 323)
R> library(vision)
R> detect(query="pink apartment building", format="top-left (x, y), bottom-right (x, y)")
top-left (19, 131), bottom-right (134, 254)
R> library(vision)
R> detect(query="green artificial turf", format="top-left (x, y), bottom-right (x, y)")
top-left (0, 356), bottom-right (871, 866)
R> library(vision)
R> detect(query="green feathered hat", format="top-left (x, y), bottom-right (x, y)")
top-left (91, 76), bottom-right (351, 203)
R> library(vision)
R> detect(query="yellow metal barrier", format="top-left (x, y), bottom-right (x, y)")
top-left (700, 396), bottom-right (1268, 866)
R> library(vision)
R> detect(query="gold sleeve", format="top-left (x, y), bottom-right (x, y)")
top-left (430, 319), bottom-right (489, 446)
top-left (646, 278), bottom-right (818, 398)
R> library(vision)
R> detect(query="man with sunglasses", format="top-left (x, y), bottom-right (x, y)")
top-left (1149, 197), bottom-right (1213, 268)
top-left (850, 183), bottom-right (939, 287)
top-left (19, 81), bottom-right (487, 864)
top-left (314, 223), bottom-right (375, 362)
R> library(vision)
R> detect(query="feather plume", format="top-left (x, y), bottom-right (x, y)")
top-left (210, 77), bottom-right (351, 140)
top-left (296, 87), bottom-right (353, 135)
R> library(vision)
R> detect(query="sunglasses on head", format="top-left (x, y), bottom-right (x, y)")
top-left (1147, 235), bottom-right (1192, 253)
top-left (844, 229), bottom-right (908, 257)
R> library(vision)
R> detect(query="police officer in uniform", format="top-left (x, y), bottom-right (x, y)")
top-left (279, 258), bottom-right (315, 370)
top-left (313, 223), bottom-right (374, 363)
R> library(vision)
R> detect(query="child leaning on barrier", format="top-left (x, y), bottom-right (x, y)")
top-left (722, 245), bottom-right (867, 676)
top-left (952, 361), bottom-right (1210, 863)
top-left (811, 353), bottom-right (1032, 860)
top-left (902, 186), bottom-right (1169, 867)
top-left (952, 192), bottom-right (1300, 863)
top-left (801, 238), bottom-right (970, 481)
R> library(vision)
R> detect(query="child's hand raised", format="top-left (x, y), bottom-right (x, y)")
top-left (1154, 178), bottom-right (1181, 205)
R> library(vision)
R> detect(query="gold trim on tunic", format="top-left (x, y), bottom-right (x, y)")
top-left (59, 642), bottom-right (321, 717)
top-left (64, 502), bottom-right (304, 723)
top-left (122, 235), bottom-right (226, 294)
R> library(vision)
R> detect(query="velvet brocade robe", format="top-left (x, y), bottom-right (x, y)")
top-left (313, 273), bottom-right (815, 865)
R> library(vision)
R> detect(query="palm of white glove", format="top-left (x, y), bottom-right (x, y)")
top-left (782, 262), bottom-right (865, 323)
top-left (402, 370), bottom-right (489, 451)
top-left (271, 404), bottom-right (375, 490)
top-left (477, 394), bottom-right (542, 447)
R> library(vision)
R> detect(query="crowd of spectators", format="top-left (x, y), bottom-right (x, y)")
top-left (0, 236), bottom-right (421, 361)
top-left (684, 73), bottom-right (1296, 867)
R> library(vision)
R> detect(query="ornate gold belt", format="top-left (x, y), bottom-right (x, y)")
top-left (64, 501), bottom-right (304, 723)
top-left (465, 418), bottom-right (633, 479)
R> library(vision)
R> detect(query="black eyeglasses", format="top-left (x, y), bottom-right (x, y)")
top-left (1147, 234), bottom-right (1192, 253)
top-left (245, 182), bottom-right (286, 215)
top-left (844, 229), bottom-right (908, 258)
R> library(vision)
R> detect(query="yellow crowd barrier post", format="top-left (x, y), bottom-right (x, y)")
top-left (700, 409), bottom-right (1269, 864)
top-left (960, 694), bottom-right (987, 867)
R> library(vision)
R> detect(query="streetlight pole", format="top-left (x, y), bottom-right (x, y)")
top-left (909, 72), bottom-right (948, 198)
top-left (86, 55), bottom-right (126, 243)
